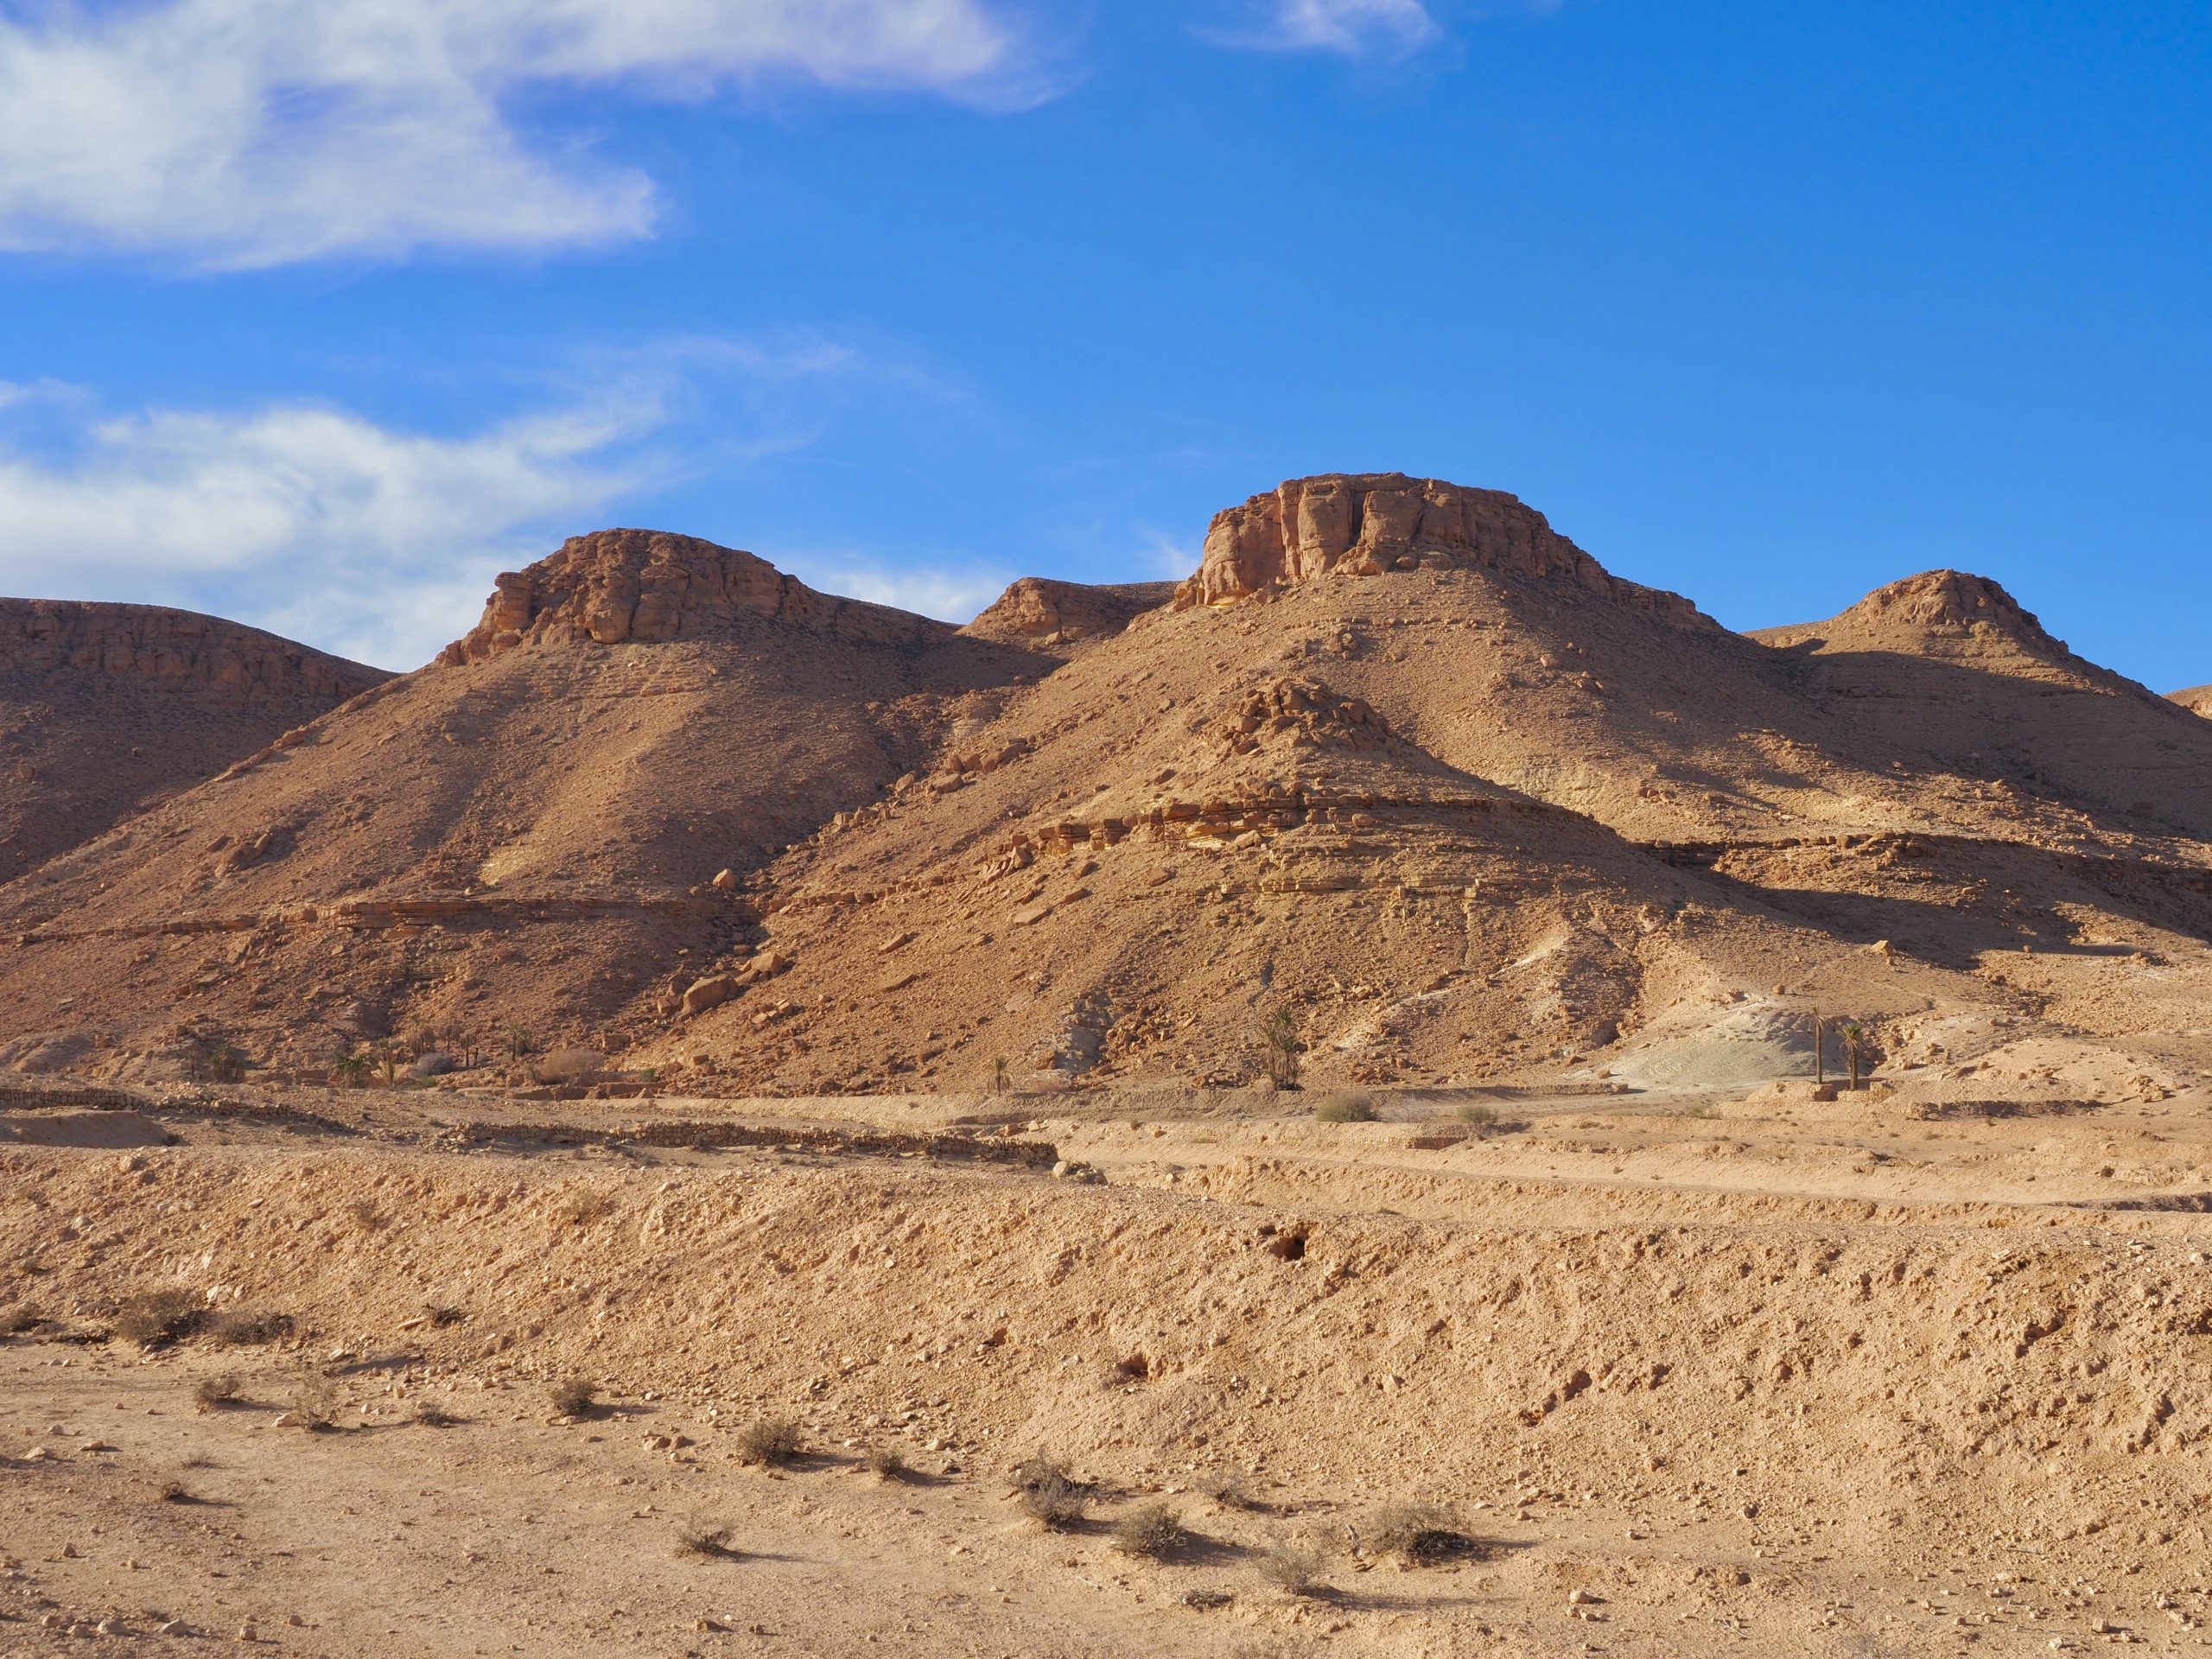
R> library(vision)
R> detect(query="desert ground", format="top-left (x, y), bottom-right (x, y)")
top-left (4, 474), bottom-right (2212, 1655)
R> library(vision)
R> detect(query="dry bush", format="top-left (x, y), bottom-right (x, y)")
top-left (1256, 1541), bottom-right (1327, 1598)
top-left (735, 1417), bottom-right (803, 1466)
top-left (413, 1400), bottom-right (461, 1428)
top-left (1014, 1455), bottom-right (1090, 1530)
top-left (289, 1363), bottom-right (340, 1431)
top-left (344, 1198), bottom-right (383, 1231)
top-left (1455, 1103), bottom-right (1497, 1129)
top-left (534, 1046), bottom-right (601, 1085)
top-left (1202, 1465), bottom-right (1260, 1510)
top-left (424, 1302), bottom-right (467, 1328)
top-left (194, 1374), bottom-right (242, 1411)
top-left (1112, 1502), bottom-right (1192, 1560)
top-left (0, 1303), bottom-right (41, 1335)
top-left (864, 1445), bottom-right (911, 1481)
top-left (1368, 1502), bottom-right (1474, 1565)
top-left (156, 1479), bottom-right (195, 1504)
top-left (207, 1307), bottom-right (290, 1347)
top-left (676, 1516), bottom-right (741, 1560)
top-left (114, 1288), bottom-right (205, 1347)
top-left (548, 1376), bottom-right (597, 1418)
top-left (1313, 1091), bottom-right (1376, 1123)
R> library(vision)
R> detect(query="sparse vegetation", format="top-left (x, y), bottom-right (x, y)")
top-left (0, 1302), bottom-right (41, 1335)
top-left (413, 1400), bottom-right (461, 1428)
top-left (194, 1374), bottom-right (243, 1411)
top-left (371, 1039), bottom-right (406, 1088)
top-left (330, 1050), bottom-right (372, 1087)
top-left (1112, 1502), bottom-right (1192, 1560)
top-left (677, 1516), bottom-right (741, 1559)
top-left (289, 1363), bottom-right (340, 1431)
top-left (1313, 1090), bottom-right (1376, 1123)
top-left (1368, 1502), bottom-right (1475, 1565)
top-left (548, 1376), bottom-right (597, 1418)
top-left (424, 1302), bottom-right (467, 1328)
top-left (1202, 1465), bottom-right (1259, 1510)
top-left (1837, 1020), bottom-right (1872, 1090)
top-left (1261, 1008), bottom-right (1304, 1091)
top-left (556, 1190), bottom-right (614, 1227)
top-left (156, 1479), bottom-right (195, 1504)
top-left (1455, 1103), bottom-right (1497, 1129)
top-left (991, 1054), bottom-right (1011, 1095)
top-left (865, 1445), bottom-right (911, 1480)
top-left (114, 1287), bottom-right (205, 1347)
top-left (1256, 1541), bottom-right (1328, 1597)
top-left (344, 1198), bottom-right (383, 1230)
top-left (183, 1033), bottom-right (249, 1084)
top-left (1014, 1455), bottom-right (1090, 1529)
top-left (207, 1306), bottom-right (291, 1347)
top-left (503, 1024), bottom-right (543, 1059)
top-left (736, 1416), bottom-right (804, 1466)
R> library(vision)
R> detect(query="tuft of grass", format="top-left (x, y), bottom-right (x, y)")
top-left (412, 1400), bottom-right (461, 1428)
top-left (1313, 1091), bottom-right (1377, 1124)
top-left (548, 1376), bottom-right (597, 1418)
top-left (114, 1288), bottom-right (205, 1347)
top-left (676, 1516), bottom-right (741, 1560)
top-left (423, 1303), bottom-right (467, 1328)
top-left (864, 1445), bottom-right (911, 1481)
top-left (1112, 1502), bottom-right (1192, 1560)
top-left (1369, 1502), bottom-right (1475, 1565)
top-left (735, 1417), bottom-right (803, 1467)
top-left (1256, 1541), bottom-right (1327, 1598)
top-left (1014, 1455), bottom-right (1090, 1530)
top-left (194, 1374), bottom-right (242, 1412)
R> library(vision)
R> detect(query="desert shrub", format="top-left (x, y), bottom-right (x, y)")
top-left (194, 1374), bottom-right (242, 1411)
top-left (548, 1376), bottom-right (597, 1418)
top-left (1014, 1455), bottom-right (1090, 1529)
top-left (289, 1363), bottom-right (340, 1431)
top-left (184, 1034), bottom-right (250, 1084)
top-left (864, 1445), bottom-right (911, 1480)
top-left (1256, 1541), bottom-right (1327, 1598)
top-left (735, 1417), bottom-right (803, 1466)
top-left (1369, 1502), bottom-right (1474, 1565)
top-left (534, 1046), bottom-right (601, 1085)
top-left (410, 1051), bottom-right (456, 1079)
top-left (1455, 1103), bottom-right (1497, 1129)
top-left (1112, 1502), bottom-right (1192, 1560)
top-left (1109, 1353), bottom-right (1149, 1384)
top-left (157, 1479), bottom-right (195, 1504)
top-left (503, 1025), bottom-right (542, 1059)
top-left (207, 1307), bottom-right (291, 1347)
top-left (1313, 1091), bottom-right (1376, 1123)
top-left (677, 1516), bottom-right (741, 1559)
top-left (413, 1400), bottom-right (461, 1428)
top-left (0, 1303), bottom-right (41, 1335)
top-left (115, 1288), bottom-right (205, 1347)
top-left (1202, 1465), bottom-right (1259, 1510)
top-left (344, 1198), bottom-right (383, 1230)
top-left (423, 1302), bottom-right (467, 1328)
top-left (330, 1051), bottom-right (372, 1088)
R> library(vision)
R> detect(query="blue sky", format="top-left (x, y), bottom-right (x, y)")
top-left (0, 1), bottom-right (2207, 683)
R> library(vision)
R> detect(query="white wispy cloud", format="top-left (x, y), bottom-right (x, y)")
top-left (0, 0), bottom-right (1034, 266)
top-left (775, 550), bottom-right (1011, 624)
top-left (0, 337), bottom-right (993, 667)
top-left (1247, 0), bottom-right (1440, 55)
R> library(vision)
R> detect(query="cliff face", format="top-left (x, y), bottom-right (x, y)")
top-left (1171, 473), bottom-right (1708, 626)
top-left (437, 530), bottom-right (950, 665)
top-left (0, 600), bottom-right (386, 702)
top-left (962, 578), bottom-right (1177, 645)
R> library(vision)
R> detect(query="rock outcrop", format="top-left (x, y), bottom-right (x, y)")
top-left (0, 601), bottom-right (386, 702)
top-left (438, 530), bottom-right (950, 665)
top-left (1171, 473), bottom-right (1706, 625)
top-left (2167, 685), bottom-right (2212, 718)
top-left (963, 578), bottom-right (1176, 645)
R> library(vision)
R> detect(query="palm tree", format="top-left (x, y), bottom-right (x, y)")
top-left (1836, 1021), bottom-right (1869, 1091)
top-left (331, 1051), bottom-right (372, 1088)
top-left (1262, 1008), bottom-right (1303, 1091)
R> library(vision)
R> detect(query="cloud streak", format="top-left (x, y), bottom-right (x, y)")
top-left (1246, 0), bottom-right (1440, 56)
top-left (0, 336), bottom-right (998, 669)
top-left (0, 0), bottom-right (1033, 266)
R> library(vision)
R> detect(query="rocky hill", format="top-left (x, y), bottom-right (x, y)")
top-left (1, 477), bottom-right (2209, 1101)
top-left (0, 600), bottom-right (388, 882)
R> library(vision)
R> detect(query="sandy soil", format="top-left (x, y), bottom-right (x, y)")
top-left (3, 1073), bottom-right (2209, 1657)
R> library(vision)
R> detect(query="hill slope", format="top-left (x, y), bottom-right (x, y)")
top-left (0, 600), bottom-right (388, 881)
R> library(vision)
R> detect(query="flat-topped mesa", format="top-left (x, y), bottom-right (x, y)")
top-left (0, 600), bottom-right (388, 700)
top-left (963, 577), bottom-right (1178, 645)
top-left (438, 529), bottom-right (950, 666)
top-left (1172, 474), bottom-right (1705, 623)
